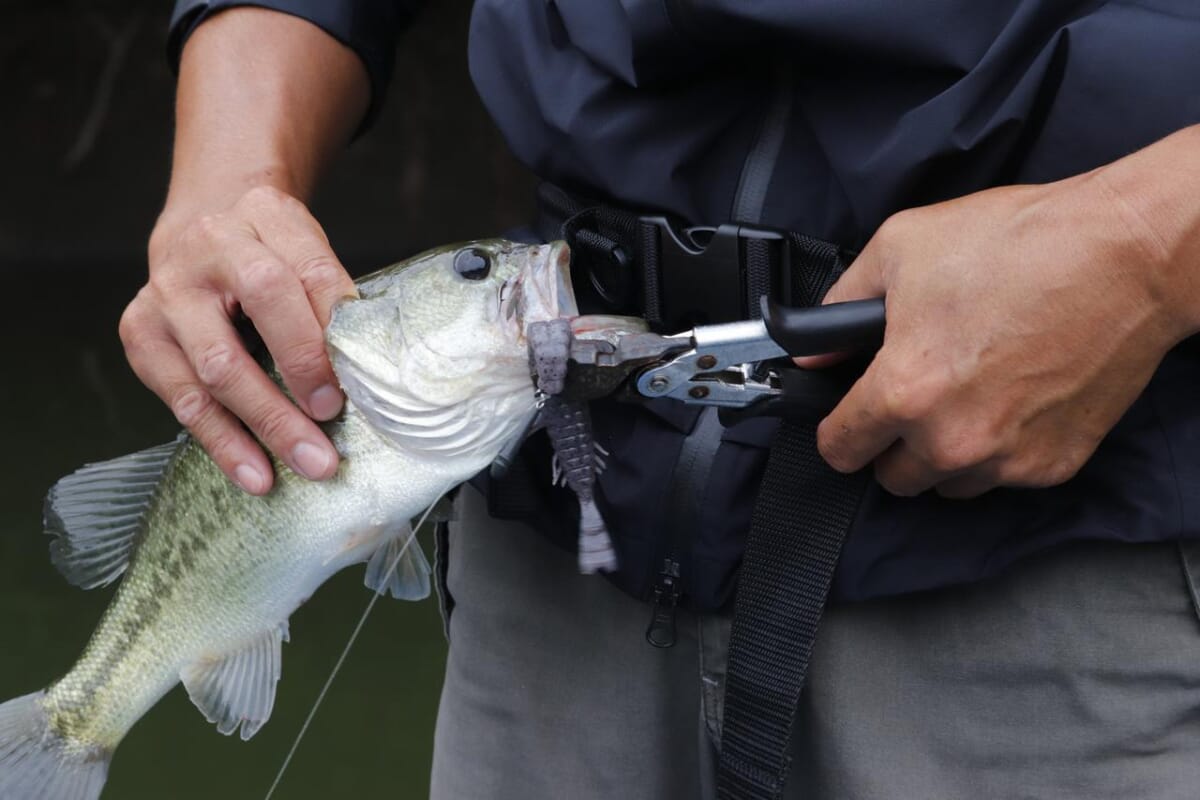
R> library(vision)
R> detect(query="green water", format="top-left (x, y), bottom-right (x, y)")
top-left (0, 270), bottom-right (447, 798)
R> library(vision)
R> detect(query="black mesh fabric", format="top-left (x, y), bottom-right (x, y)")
top-left (641, 221), bottom-right (665, 328)
top-left (743, 238), bottom-right (773, 320)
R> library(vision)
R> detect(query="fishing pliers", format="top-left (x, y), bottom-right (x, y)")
top-left (563, 297), bottom-right (887, 423)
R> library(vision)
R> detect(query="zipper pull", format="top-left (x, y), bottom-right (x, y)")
top-left (645, 558), bottom-right (681, 648)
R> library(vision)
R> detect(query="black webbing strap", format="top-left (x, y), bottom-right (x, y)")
top-left (715, 230), bottom-right (865, 799)
top-left (716, 423), bottom-right (866, 798)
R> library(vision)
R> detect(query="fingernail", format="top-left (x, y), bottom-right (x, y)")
top-left (309, 384), bottom-right (344, 420)
top-left (234, 464), bottom-right (268, 494)
top-left (292, 440), bottom-right (336, 480)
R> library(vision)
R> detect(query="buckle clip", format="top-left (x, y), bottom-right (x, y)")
top-left (639, 216), bottom-right (792, 331)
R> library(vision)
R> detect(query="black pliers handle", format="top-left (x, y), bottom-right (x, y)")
top-left (566, 298), bottom-right (886, 422)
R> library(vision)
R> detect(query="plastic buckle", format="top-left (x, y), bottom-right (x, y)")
top-left (639, 216), bottom-right (792, 331)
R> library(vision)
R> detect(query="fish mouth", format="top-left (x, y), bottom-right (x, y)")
top-left (517, 241), bottom-right (578, 331)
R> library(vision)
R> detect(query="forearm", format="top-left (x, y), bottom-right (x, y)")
top-left (1089, 123), bottom-right (1200, 341)
top-left (154, 7), bottom-right (370, 248)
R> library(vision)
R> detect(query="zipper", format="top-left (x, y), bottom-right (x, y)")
top-left (644, 54), bottom-right (794, 647)
top-left (645, 557), bottom-right (683, 647)
top-left (647, 406), bottom-right (724, 646)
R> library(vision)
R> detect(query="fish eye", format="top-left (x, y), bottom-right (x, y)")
top-left (454, 248), bottom-right (492, 281)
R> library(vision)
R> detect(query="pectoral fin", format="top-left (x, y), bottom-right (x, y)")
top-left (43, 436), bottom-right (183, 589)
top-left (181, 622), bottom-right (290, 741)
top-left (364, 527), bottom-right (431, 601)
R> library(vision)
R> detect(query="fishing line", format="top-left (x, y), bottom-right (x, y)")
top-left (263, 487), bottom-right (453, 800)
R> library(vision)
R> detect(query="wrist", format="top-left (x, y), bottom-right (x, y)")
top-left (158, 163), bottom-right (301, 224)
top-left (150, 166), bottom-right (302, 262)
top-left (1090, 125), bottom-right (1200, 343)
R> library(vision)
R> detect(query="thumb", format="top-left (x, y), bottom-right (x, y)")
top-left (793, 240), bottom-right (886, 368)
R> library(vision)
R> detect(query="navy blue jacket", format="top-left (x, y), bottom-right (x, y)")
top-left (170, 0), bottom-right (1200, 607)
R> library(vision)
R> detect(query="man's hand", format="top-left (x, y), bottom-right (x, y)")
top-left (123, 186), bottom-right (356, 494)
top-left (121, 7), bottom-right (369, 494)
top-left (802, 127), bottom-right (1200, 498)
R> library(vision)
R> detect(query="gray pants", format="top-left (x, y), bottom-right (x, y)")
top-left (431, 488), bottom-right (1200, 799)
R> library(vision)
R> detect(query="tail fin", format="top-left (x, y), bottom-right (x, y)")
top-left (0, 691), bottom-right (109, 800)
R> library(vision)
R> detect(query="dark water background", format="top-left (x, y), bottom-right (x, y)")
top-left (1, 2), bottom-right (534, 796)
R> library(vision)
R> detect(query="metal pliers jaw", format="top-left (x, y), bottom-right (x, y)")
top-left (634, 317), bottom-right (786, 407)
top-left (560, 328), bottom-right (687, 402)
top-left (564, 297), bottom-right (887, 422)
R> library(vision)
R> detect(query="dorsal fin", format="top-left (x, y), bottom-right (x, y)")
top-left (181, 622), bottom-right (290, 741)
top-left (364, 527), bottom-right (431, 601)
top-left (43, 436), bottom-right (182, 589)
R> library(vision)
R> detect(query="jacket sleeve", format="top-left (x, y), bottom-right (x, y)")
top-left (167, 0), bottom-right (421, 129)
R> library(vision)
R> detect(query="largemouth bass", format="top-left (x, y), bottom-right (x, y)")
top-left (0, 239), bottom-right (577, 799)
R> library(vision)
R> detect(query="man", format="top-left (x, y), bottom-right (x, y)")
top-left (122, 1), bottom-right (1200, 797)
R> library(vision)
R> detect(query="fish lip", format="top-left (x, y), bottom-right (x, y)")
top-left (550, 241), bottom-right (578, 318)
top-left (519, 241), bottom-right (578, 332)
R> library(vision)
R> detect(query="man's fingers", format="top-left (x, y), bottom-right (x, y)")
top-left (134, 186), bottom-right (353, 491)
top-left (120, 317), bottom-right (274, 494)
top-left (812, 213), bottom-right (929, 472)
top-left (172, 384), bottom-right (275, 495)
top-left (243, 195), bottom-right (356, 421)
top-left (816, 359), bottom-right (901, 473)
top-left (935, 474), bottom-right (996, 500)
top-left (250, 191), bottom-right (359, 326)
top-left (792, 351), bottom-right (852, 369)
top-left (288, 239), bottom-right (358, 328)
top-left (166, 294), bottom-right (340, 482)
top-left (794, 225), bottom-right (891, 368)
top-left (225, 237), bottom-right (343, 421)
top-left (871, 444), bottom-right (942, 497)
